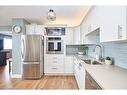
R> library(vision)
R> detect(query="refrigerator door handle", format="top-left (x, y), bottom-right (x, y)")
top-left (21, 37), bottom-right (25, 60)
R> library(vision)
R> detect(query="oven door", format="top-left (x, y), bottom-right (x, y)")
top-left (47, 41), bottom-right (63, 54)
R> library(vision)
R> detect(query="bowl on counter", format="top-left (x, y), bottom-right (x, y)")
top-left (78, 52), bottom-right (84, 55)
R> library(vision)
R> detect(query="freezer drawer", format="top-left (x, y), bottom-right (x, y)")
top-left (22, 64), bottom-right (41, 79)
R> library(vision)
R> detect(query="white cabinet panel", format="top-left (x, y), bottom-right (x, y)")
top-left (99, 6), bottom-right (127, 42)
top-left (78, 64), bottom-right (86, 89)
top-left (44, 55), bottom-right (64, 74)
top-left (26, 25), bottom-right (35, 34)
top-left (80, 6), bottom-right (127, 43)
top-left (35, 25), bottom-right (45, 35)
top-left (66, 28), bottom-right (74, 44)
top-left (44, 64), bottom-right (64, 73)
top-left (74, 57), bottom-right (86, 89)
top-left (80, 22), bottom-right (86, 44)
top-left (26, 25), bottom-right (45, 35)
top-left (44, 55), bottom-right (74, 75)
top-left (64, 56), bottom-right (73, 74)
top-left (73, 26), bottom-right (81, 44)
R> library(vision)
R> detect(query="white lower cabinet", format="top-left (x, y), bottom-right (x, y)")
top-left (44, 55), bottom-right (64, 74)
top-left (64, 56), bottom-right (73, 74)
top-left (44, 55), bottom-right (74, 75)
top-left (74, 57), bottom-right (86, 89)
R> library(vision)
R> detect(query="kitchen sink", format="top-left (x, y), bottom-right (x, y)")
top-left (82, 59), bottom-right (91, 64)
top-left (91, 61), bottom-right (103, 65)
top-left (82, 59), bottom-right (103, 65)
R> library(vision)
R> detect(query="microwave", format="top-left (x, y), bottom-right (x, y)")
top-left (46, 37), bottom-right (64, 54)
top-left (45, 27), bottom-right (65, 36)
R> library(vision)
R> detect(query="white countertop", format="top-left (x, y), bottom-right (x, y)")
top-left (75, 55), bottom-right (127, 89)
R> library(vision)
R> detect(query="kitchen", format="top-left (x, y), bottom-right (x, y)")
top-left (0, 6), bottom-right (127, 90)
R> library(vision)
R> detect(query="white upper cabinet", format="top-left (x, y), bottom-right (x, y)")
top-left (80, 21), bottom-right (86, 44)
top-left (35, 25), bottom-right (45, 35)
top-left (99, 6), bottom-right (126, 42)
top-left (26, 25), bottom-right (35, 34)
top-left (26, 25), bottom-right (45, 35)
top-left (65, 27), bottom-right (74, 45)
top-left (73, 26), bottom-right (81, 44)
top-left (82, 7), bottom-right (100, 35)
top-left (80, 7), bottom-right (100, 44)
top-left (80, 6), bottom-right (127, 43)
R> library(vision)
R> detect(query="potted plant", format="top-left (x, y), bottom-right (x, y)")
top-left (78, 46), bottom-right (88, 55)
top-left (105, 57), bottom-right (112, 65)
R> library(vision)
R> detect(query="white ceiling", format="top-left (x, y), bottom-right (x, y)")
top-left (0, 6), bottom-right (91, 27)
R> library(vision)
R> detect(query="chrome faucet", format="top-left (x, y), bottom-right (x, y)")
top-left (93, 44), bottom-right (103, 60)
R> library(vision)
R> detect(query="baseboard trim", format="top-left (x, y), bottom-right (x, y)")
top-left (11, 74), bottom-right (22, 78)
top-left (45, 73), bottom-right (74, 76)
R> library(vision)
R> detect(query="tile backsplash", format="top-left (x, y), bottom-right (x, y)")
top-left (66, 45), bottom-right (88, 55)
top-left (87, 42), bottom-right (127, 69)
top-left (66, 45), bottom-right (79, 55)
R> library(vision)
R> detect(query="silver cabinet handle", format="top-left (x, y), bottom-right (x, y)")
top-left (118, 25), bottom-right (122, 39)
top-left (53, 57), bottom-right (57, 59)
top-left (78, 63), bottom-right (82, 70)
top-left (79, 63), bottom-right (82, 67)
top-left (53, 61), bottom-right (57, 63)
top-left (88, 25), bottom-right (91, 33)
top-left (52, 68), bottom-right (57, 69)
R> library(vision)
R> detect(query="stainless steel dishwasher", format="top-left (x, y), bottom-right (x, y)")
top-left (85, 71), bottom-right (102, 89)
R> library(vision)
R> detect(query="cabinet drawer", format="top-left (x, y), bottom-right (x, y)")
top-left (45, 65), bottom-right (64, 73)
top-left (45, 56), bottom-right (64, 65)
top-left (44, 55), bottom-right (64, 74)
top-left (45, 59), bottom-right (64, 66)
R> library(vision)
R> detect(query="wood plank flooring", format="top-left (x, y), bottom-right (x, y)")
top-left (0, 65), bottom-right (78, 89)
top-left (0, 76), bottom-right (78, 89)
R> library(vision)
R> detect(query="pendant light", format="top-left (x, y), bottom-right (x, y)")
top-left (47, 9), bottom-right (56, 21)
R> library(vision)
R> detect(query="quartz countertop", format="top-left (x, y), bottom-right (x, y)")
top-left (74, 55), bottom-right (127, 89)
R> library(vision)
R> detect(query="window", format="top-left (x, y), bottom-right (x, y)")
top-left (4, 38), bottom-right (12, 49)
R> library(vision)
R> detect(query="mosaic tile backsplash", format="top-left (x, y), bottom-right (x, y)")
top-left (66, 45), bottom-right (88, 55)
top-left (87, 42), bottom-right (127, 69)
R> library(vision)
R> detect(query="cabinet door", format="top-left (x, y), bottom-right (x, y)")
top-left (100, 6), bottom-right (126, 42)
top-left (64, 56), bottom-right (73, 74)
top-left (86, 6), bottom-right (101, 34)
top-left (26, 25), bottom-right (45, 35)
top-left (73, 58), bottom-right (86, 89)
top-left (74, 62), bottom-right (80, 87)
top-left (80, 26), bottom-right (85, 44)
top-left (78, 64), bottom-right (86, 89)
top-left (66, 28), bottom-right (74, 44)
top-left (73, 26), bottom-right (81, 44)
top-left (26, 25), bottom-right (35, 34)
top-left (80, 7), bottom-right (101, 44)
top-left (35, 25), bottom-right (45, 35)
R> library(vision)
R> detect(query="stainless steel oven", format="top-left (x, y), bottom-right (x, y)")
top-left (46, 37), bottom-right (64, 54)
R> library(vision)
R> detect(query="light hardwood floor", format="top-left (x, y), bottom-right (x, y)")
top-left (0, 65), bottom-right (78, 89)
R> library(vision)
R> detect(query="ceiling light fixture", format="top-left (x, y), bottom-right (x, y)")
top-left (47, 9), bottom-right (56, 21)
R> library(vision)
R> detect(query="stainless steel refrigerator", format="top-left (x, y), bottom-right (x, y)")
top-left (21, 35), bottom-right (44, 79)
